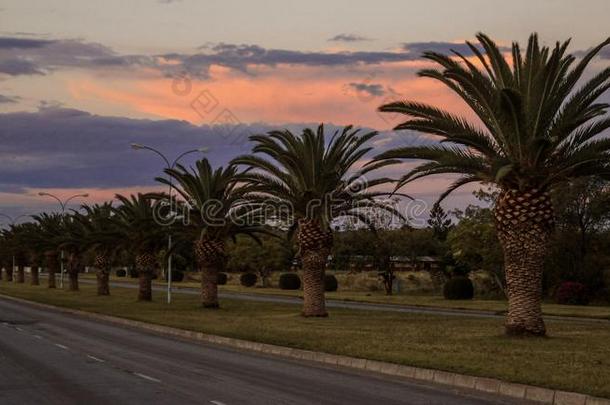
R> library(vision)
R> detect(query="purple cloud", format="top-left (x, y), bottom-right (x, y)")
top-left (328, 34), bottom-right (371, 42)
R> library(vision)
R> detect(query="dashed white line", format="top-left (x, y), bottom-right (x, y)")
top-left (87, 355), bottom-right (105, 363)
top-left (133, 372), bottom-right (160, 383)
top-left (15, 327), bottom-right (23, 331)
top-left (54, 343), bottom-right (69, 350)
top-left (210, 401), bottom-right (228, 405)
top-left (33, 334), bottom-right (43, 339)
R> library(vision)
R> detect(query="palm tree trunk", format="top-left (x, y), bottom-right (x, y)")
top-left (94, 254), bottom-right (111, 296)
top-left (31, 267), bottom-right (40, 285)
top-left (495, 189), bottom-right (554, 337)
top-left (138, 271), bottom-right (152, 301)
top-left (194, 239), bottom-right (225, 309)
top-left (45, 251), bottom-right (58, 289)
top-left (301, 249), bottom-right (328, 316)
top-left (66, 253), bottom-right (80, 291)
top-left (96, 270), bottom-right (110, 295)
top-left (298, 219), bottom-right (332, 317)
top-left (68, 271), bottom-right (79, 291)
top-left (16, 264), bottom-right (25, 283)
top-left (200, 264), bottom-right (219, 308)
top-left (135, 253), bottom-right (155, 301)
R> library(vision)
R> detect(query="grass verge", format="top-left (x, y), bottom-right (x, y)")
top-left (82, 273), bottom-right (610, 320)
top-left (1, 282), bottom-right (609, 398)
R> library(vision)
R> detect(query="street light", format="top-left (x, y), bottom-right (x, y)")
top-left (38, 192), bottom-right (89, 288)
top-left (0, 213), bottom-right (31, 281)
top-left (131, 143), bottom-right (208, 304)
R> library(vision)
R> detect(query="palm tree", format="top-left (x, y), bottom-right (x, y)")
top-left (112, 193), bottom-right (168, 301)
top-left (6, 224), bottom-right (28, 283)
top-left (17, 222), bottom-right (44, 285)
top-left (0, 230), bottom-right (14, 282)
top-left (373, 33), bottom-right (610, 336)
top-left (32, 213), bottom-right (64, 289)
top-left (58, 212), bottom-right (90, 291)
top-left (80, 203), bottom-right (116, 296)
top-left (233, 125), bottom-right (402, 316)
top-left (157, 159), bottom-right (267, 308)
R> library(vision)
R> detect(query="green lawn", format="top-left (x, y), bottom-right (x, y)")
top-left (1, 282), bottom-right (610, 398)
top-left (82, 273), bottom-right (610, 320)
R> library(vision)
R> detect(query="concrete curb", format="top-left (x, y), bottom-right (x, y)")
top-left (1, 293), bottom-right (608, 405)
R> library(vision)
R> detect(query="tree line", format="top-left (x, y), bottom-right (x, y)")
top-left (1, 33), bottom-right (609, 338)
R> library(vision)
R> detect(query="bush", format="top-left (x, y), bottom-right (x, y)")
top-left (279, 273), bottom-right (301, 290)
top-left (170, 270), bottom-right (184, 282)
top-left (115, 269), bottom-right (126, 277)
top-left (217, 272), bottom-right (228, 285)
top-left (324, 274), bottom-right (338, 292)
top-left (555, 281), bottom-right (589, 305)
top-left (443, 276), bottom-right (474, 300)
top-left (240, 272), bottom-right (258, 287)
top-left (129, 268), bottom-right (138, 278)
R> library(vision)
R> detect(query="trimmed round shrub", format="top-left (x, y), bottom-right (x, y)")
top-left (217, 272), bottom-right (228, 285)
top-left (279, 273), bottom-right (301, 290)
top-left (170, 270), bottom-right (184, 282)
top-left (240, 272), bottom-right (258, 287)
top-left (324, 274), bottom-right (338, 292)
top-left (443, 276), bottom-right (474, 300)
top-left (555, 281), bottom-right (589, 305)
top-left (116, 269), bottom-right (126, 277)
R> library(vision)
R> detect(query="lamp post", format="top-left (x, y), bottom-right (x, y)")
top-left (130, 143), bottom-right (208, 304)
top-left (38, 192), bottom-right (89, 288)
top-left (0, 213), bottom-right (30, 281)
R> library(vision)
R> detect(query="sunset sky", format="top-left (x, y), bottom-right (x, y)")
top-left (1, 0), bottom-right (609, 221)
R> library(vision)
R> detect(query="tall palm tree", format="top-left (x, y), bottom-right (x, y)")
top-left (32, 213), bottom-right (64, 289)
top-left (6, 224), bottom-right (29, 283)
top-left (17, 222), bottom-right (44, 286)
top-left (80, 203), bottom-right (116, 296)
top-left (233, 125), bottom-right (402, 316)
top-left (58, 212), bottom-right (90, 291)
top-left (157, 159), bottom-right (267, 308)
top-left (112, 193), bottom-right (168, 301)
top-left (373, 33), bottom-right (610, 336)
top-left (0, 230), bottom-right (14, 282)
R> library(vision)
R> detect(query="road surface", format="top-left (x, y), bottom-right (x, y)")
top-left (82, 279), bottom-right (609, 324)
top-left (0, 297), bottom-right (525, 405)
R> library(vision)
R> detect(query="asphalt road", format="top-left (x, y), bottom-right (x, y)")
top-left (85, 279), bottom-right (609, 324)
top-left (0, 298), bottom-right (526, 405)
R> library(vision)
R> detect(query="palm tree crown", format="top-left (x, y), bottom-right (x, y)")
top-left (374, 33), bottom-right (610, 201)
top-left (157, 159), bottom-right (265, 244)
top-left (233, 124), bottom-right (400, 230)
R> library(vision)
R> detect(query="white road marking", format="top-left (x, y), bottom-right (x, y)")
top-left (133, 372), bottom-right (161, 383)
top-left (33, 334), bottom-right (43, 339)
top-left (54, 343), bottom-right (69, 350)
top-left (15, 327), bottom-right (23, 331)
top-left (210, 401), bottom-right (228, 405)
top-left (87, 355), bottom-right (105, 363)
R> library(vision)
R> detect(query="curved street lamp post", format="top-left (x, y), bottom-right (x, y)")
top-left (38, 192), bottom-right (89, 288)
top-left (130, 143), bottom-right (208, 304)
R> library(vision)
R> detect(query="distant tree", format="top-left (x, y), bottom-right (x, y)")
top-left (226, 234), bottom-right (293, 287)
top-left (427, 203), bottom-right (452, 241)
top-left (547, 177), bottom-right (610, 291)
top-left (448, 203), bottom-right (504, 295)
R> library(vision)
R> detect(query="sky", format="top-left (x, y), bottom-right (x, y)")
top-left (0, 0), bottom-right (609, 222)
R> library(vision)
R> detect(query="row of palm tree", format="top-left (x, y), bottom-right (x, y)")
top-left (1, 33), bottom-right (608, 337)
